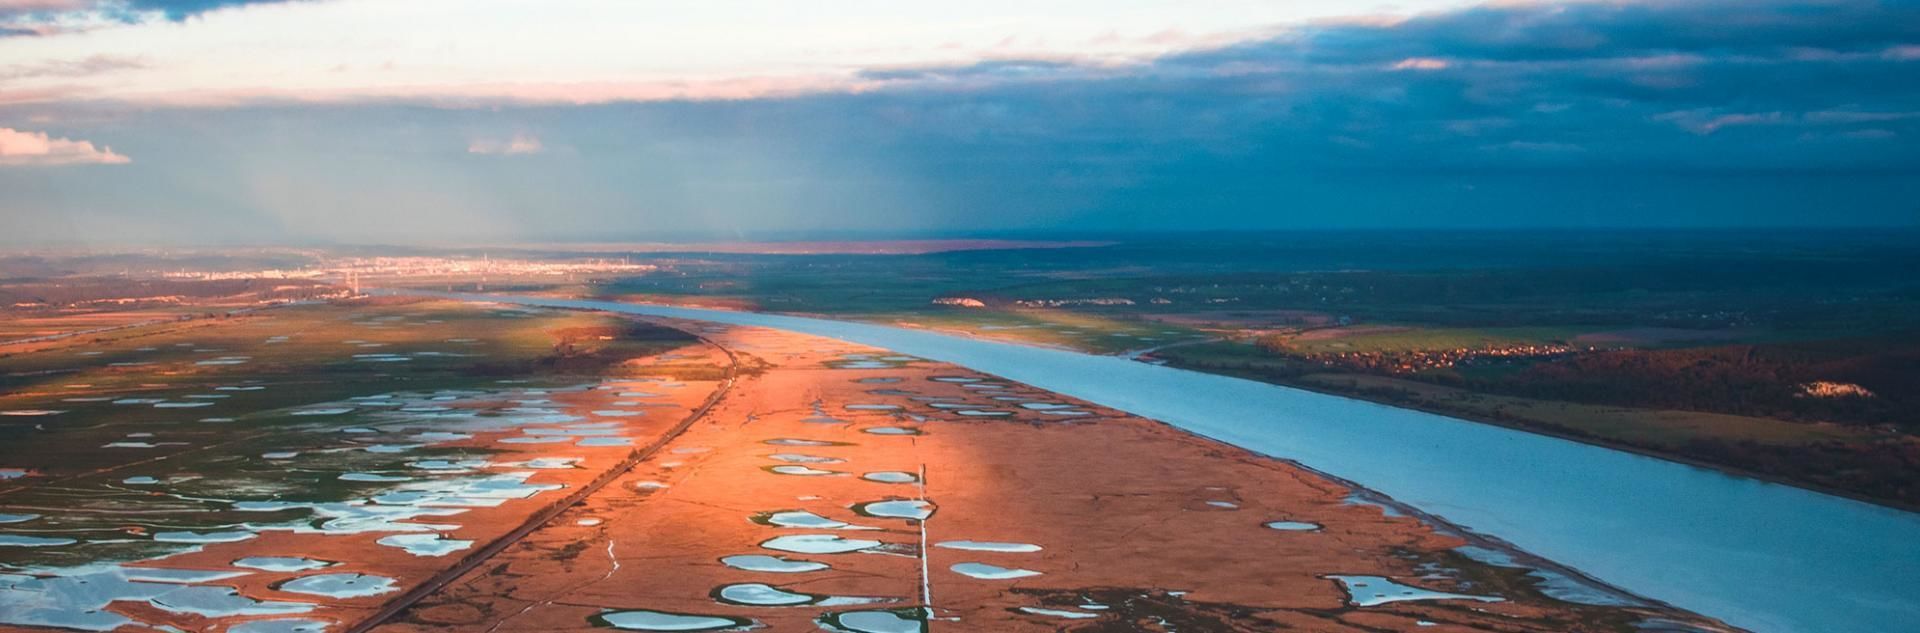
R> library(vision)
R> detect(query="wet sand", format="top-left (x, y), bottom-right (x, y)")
top-left (0, 330), bottom-right (729, 633)
top-left (373, 320), bottom-right (1727, 632)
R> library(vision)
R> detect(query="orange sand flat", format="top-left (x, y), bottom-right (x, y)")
top-left (372, 320), bottom-right (1728, 633)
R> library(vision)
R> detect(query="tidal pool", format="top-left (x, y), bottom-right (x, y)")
top-left (1327, 575), bottom-right (1502, 607)
top-left (761, 534), bottom-right (883, 554)
top-left (764, 438), bottom-right (845, 447)
top-left (276, 573), bottom-right (399, 599)
top-left (377, 533), bottom-right (474, 556)
top-left (592, 609), bottom-right (753, 631)
top-left (0, 534), bottom-right (77, 547)
top-left (1265, 520), bottom-right (1321, 531)
top-left (768, 453), bottom-right (844, 464)
top-left (752, 510), bottom-right (856, 529)
top-left (820, 608), bottom-right (926, 633)
top-left (935, 540), bottom-right (1041, 553)
top-left (234, 557), bottom-right (334, 572)
top-left (860, 471), bottom-right (918, 484)
top-left (712, 582), bottom-right (815, 606)
top-left (1017, 606), bottom-right (1100, 620)
top-left (228, 619), bottom-right (332, 633)
top-left (339, 473), bottom-right (412, 482)
top-left (765, 465), bottom-right (844, 477)
top-left (950, 562), bottom-right (1041, 580)
top-left (852, 499), bottom-right (933, 520)
top-left (154, 530), bottom-right (256, 544)
top-left (720, 554), bottom-right (830, 573)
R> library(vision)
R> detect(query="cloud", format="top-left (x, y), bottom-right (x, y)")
top-left (0, 0), bottom-right (299, 36)
top-left (0, 54), bottom-right (145, 80)
top-left (467, 133), bottom-right (542, 156)
top-left (0, 127), bottom-right (130, 165)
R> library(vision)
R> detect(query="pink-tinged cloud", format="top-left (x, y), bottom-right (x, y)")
top-left (1390, 57), bottom-right (1448, 71)
top-left (467, 133), bottom-right (542, 155)
top-left (0, 127), bottom-right (129, 165)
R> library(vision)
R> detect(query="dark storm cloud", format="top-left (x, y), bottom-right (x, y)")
top-left (841, 0), bottom-right (1920, 172)
top-left (4, 0), bottom-right (1917, 244)
top-left (1281, 0), bottom-right (1920, 64)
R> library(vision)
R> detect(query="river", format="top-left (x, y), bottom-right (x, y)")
top-left (438, 293), bottom-right (1920, 633)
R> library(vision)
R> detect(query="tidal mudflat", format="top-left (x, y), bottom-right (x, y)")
top-left (370, 319), bottom-right (1726, 632)
top-left (0, 299), bottom-right (727, 632)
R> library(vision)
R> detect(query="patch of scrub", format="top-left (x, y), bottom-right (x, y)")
top-left (761, 534), bottom-right (883, 554)
top-left (1326, 575), bottom-right (1503, 607)
top-left (234, 557), bottom-right (334, 572)
top-left (935, 541), bottom-right (1040, 553)
top-left (377, 533), bottom-right (474, 556)
top-left (950, 562), bottom-right (1042, 579)
top-left (720, 555), bottom-right (829, 573)
top-left (819, 608), bottom-right (927, 633)
top-left (592, 610), bottom-right (754, 631)
top-left (861, 471), bottom-right (918, 484)
top-left (276, 573), bottom-right (400, 599)
top-left (1264, 521), bottom-right (1321, 531)
top-left (852, 499), bottom-right (934, 521)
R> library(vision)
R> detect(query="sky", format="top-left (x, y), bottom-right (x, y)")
top-left (1, 0), bottom-right (1917, 245)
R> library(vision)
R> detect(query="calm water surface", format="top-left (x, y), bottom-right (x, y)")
top-left (454, 293), bottom-right (1920, 633)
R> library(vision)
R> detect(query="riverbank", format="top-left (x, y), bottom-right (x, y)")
top-left (1149, 351), bottom-right (1920, 514)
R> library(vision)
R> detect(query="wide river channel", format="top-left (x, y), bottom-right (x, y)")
top-left (439, 292), bottom-right (1920, 633)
